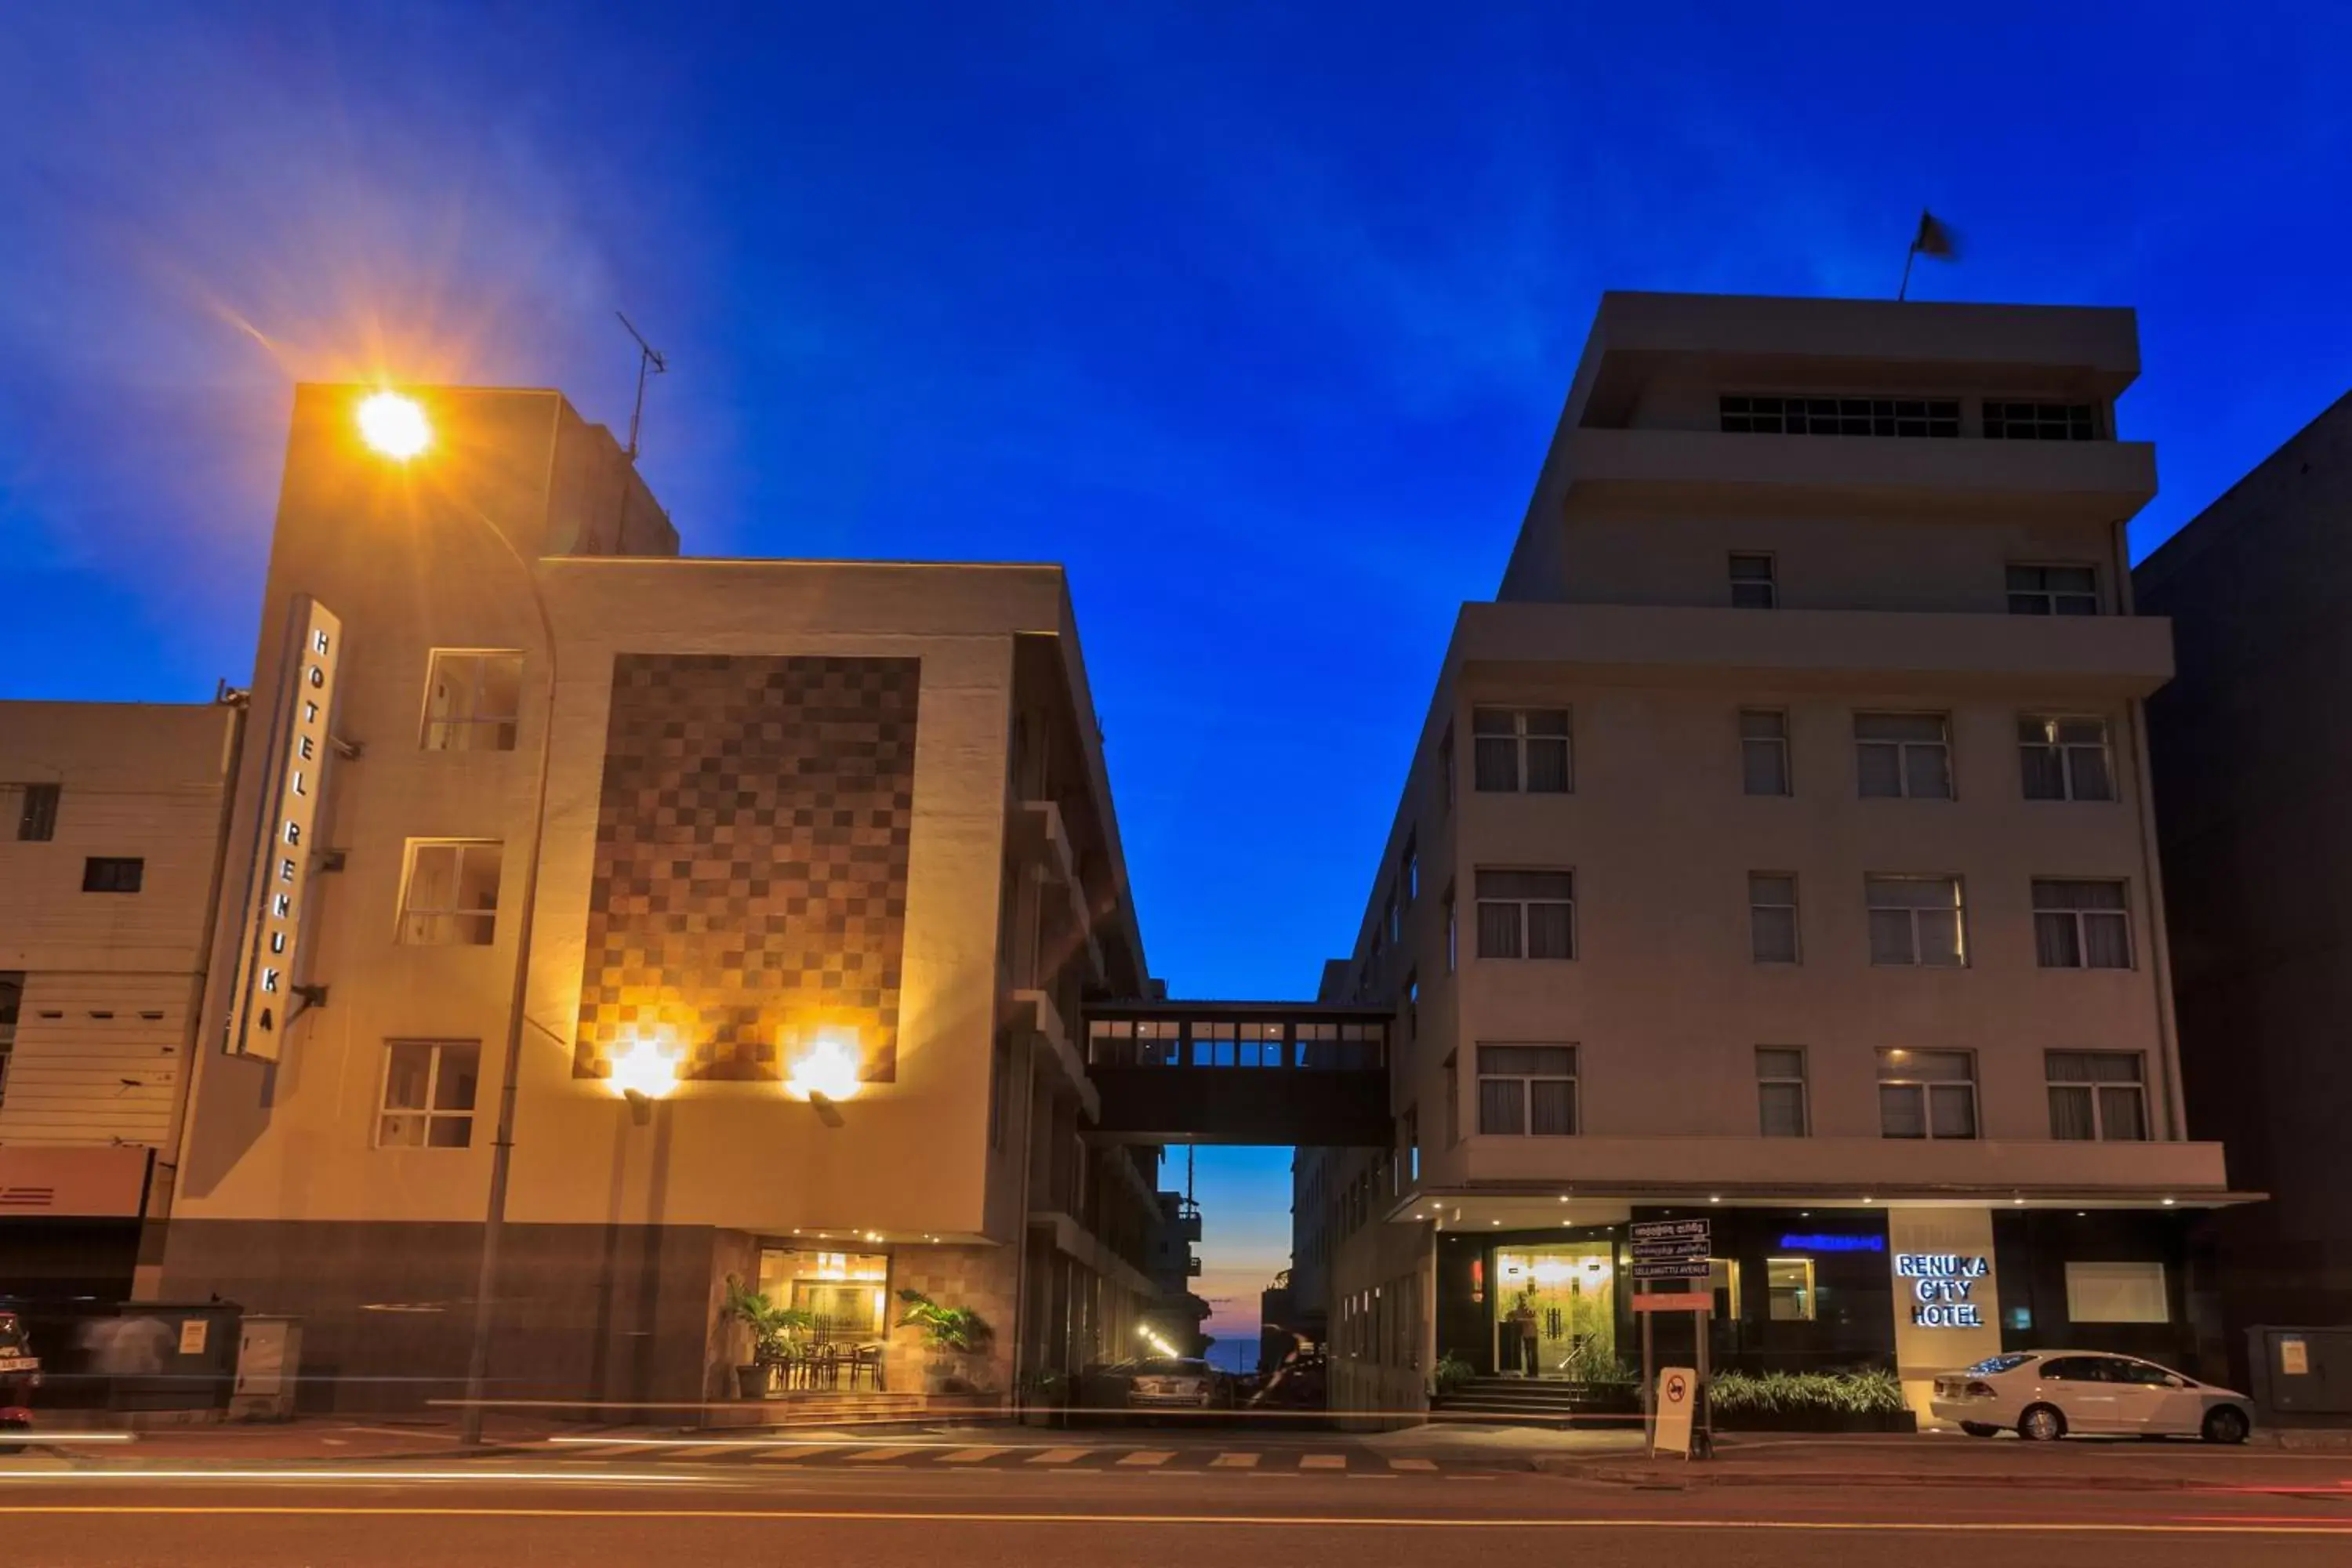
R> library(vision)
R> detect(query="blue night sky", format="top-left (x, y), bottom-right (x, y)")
top-left (5, 4), bottom-right (2349, 1347)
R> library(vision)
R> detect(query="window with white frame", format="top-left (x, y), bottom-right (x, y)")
top-left (1856, 712), bottom-right (1953, 799)
top-left (397, 840), bottom-right (504, 946)
top-left (1749, 873), bottom-right (1800, 964)
top-left (377, 1039), bottom-right (481, 1147)
top-left (1474, 869), bottom-right (1575, 960)
top-left (2019, 716), bottom-right (2116, 802)
top-left (419, 651), bottom-right (524, 752)
top-left (2033, 880), bottom-right (2132, 969)
top-left (2007, 564), bottom-right (2099, 615)
top-left (1867, 876), bottom-right (1965, 967)
top-left (1475, 1044), bottom-right (1577, 1136)
top-left (1740, 710), bottom-right (1790, 796)
top-left (1730, 553), bottom-right (1777, 609)
top-left (1755, 1047), bottom-right (1809, 1137)
top-left (1984, 401), bottom-right (2099, 441)
top-left (1471, 708), bottom-right (1571, 793)
top-left (1719, 395), bottom-right (1960, 438)
top-left (2047, 1051), bottom-right (2149, 1142)
top-left (1877, 1047), bottom-right (1978, 1139)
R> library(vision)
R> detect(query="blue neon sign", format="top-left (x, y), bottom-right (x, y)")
top-left (1777, 1232), bottom-right (1885, 1254)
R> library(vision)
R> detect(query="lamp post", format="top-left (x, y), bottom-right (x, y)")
top-left (356, 390), bottom-right (561, 1445)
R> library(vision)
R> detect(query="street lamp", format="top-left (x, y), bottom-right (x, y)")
top-left (352, 389), bottom-right (562, 1445)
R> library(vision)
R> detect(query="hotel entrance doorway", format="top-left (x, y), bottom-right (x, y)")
top-left (1494, 1242), bottom-right (1619, 1379)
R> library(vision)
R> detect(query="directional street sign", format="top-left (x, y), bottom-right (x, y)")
top-left (1629, 1219), bottom-right (1713, 1243)
top-left (1632, 1259), bottom-right (1711, 1282)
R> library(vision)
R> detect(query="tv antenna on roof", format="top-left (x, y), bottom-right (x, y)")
top-left (615, 311), bottom-right (669, 462)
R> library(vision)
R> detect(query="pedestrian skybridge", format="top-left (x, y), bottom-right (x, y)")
top-left (1080, 1002), bottom-right (1394, 1146)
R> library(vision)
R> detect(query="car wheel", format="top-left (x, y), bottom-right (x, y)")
top-left (2201, 1406), bottom-right (2249, 1445)
top-left (1958, 1421), bottom-right (1999, 1438)
top-left (2018, 1404), bottom-right (2066, 1442)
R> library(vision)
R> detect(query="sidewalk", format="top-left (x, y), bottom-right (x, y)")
top-left (1534, 1428), bottom-right (2352, 1493)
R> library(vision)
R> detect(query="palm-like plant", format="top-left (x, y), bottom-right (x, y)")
top-left (895, 1288), bottom-right (991, 1352)
top-left (721, 1276), bottom-right (815, 1363)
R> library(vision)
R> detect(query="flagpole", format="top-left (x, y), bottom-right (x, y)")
top-left (1898, 244), bottom-right (1918, 302)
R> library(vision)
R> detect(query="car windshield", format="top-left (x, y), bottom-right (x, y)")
top-left (1966, 1354), bottom-right (2036, 1375)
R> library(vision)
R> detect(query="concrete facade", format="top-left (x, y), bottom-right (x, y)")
top-left (1304, 292), bottom-right (2239, 1424)
top-left (2136, 390), bottom-right (2352, 1383)
top-left (151, 384), bottom-right (1163, 1410)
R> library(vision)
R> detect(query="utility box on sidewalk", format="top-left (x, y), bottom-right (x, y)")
top-left (100, 1301), bottom-right (241, 1414)
top-left (230, 1316), bottom-right (304, 1422)
top-left (2246, 1327), bottom-right (2352, 1423)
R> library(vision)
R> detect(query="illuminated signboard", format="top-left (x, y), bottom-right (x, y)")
top-left (223, 597), bottom-right (343, 1062)
top-left (1777, 1233), bottom-right (1885, 1254)
top-left (1895, 1252), bottom-right (1989, 1328)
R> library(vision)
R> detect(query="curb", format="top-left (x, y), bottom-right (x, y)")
top-left (1532, 1456), bottom-right (2209, 1492)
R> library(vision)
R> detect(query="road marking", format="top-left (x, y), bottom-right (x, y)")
top-left (938, 1447), bottom-right (1009, 1465)
top-left (1116, 1451), bottom-right (1174, 1468)
top-left (1299, 1454), bottom-right (1348, 1471)
top-left (1210, 1453), bottom-right (1261, 1469)
top-left (752, 1446), bottom-right (838, 1465)
top-left (846, 1446), bottom-right (925, 1464)
top-left (0, 1504), bottom-right (2344, 1536)
top-left (1025, 1448), bottom-right (1089, 1465)
top-left (1388, 1458), bottom-right (1438, 1472)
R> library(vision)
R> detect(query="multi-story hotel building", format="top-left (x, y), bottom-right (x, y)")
top-left (0, 699), bottom-right (243, 1304)
top-left (148, 385), bottom-right (1165, 1409)
top-left (1301, 292), bottom-right (2241, 1421)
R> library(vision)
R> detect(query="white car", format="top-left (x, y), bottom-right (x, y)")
top-left (1931, 1351), bottom-right (2252, 1443)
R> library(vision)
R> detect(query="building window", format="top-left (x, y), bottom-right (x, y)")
top-left (1403, 1105), bottom-right (1420, 1183)
top-left (1984, 401), bottom-right (2098, 441)
top-left (2063, 1261), bottom-right (2169, 1323)
top-left (1442, 883), bottom-right (1457, 974)
top-left (1877, 1047), bottom-right (1978, 1139)
top-left (1402, 833), bottom-right (1418, 906)
top-left (1756, 1047), bottom-right (1809, 1137)
top-left (1740, 710), bottom-right (1790, 796)
top-left (2047, 1051), bottom-right (2149, 1142)
top-left (0, 971), bottom-right (20, 1113)
top-left (1403, 971), bottom-right (1418, 1043)
top-left (2007, 564), bottom-right (2099, 616)
top-left (988, 1032), bottom-right (1011, 1149)
top-left (1867, 876), bottom-right (1965, 966)
top-left (1474, 869), bottom-right (1575, 960)
top-left (1856, 713), bottom-right (1953, 800)
top-left (1766, 1257), bottom-right (1817, 1321)
top-left (1437, 724), bottom-right (1455, 815)
top-left (1719, 395), bottom-right (1959, 438)
top-left (81, 857), bottom-right (144, 894)
top-left (2033, 880), bottom-right (2132, 969)
top-left (376, 1039), bottom-right (481, 1147)
top-left (1472, 708), bottom-right (1572, 793)
top-left (5, 783), bottom-right (60, 841)
top-left (397, 840), bottom-right (503, 946)
top-left (1708, 1258), bottom-right (1742, 1319)
top-left (1475, 1044), bottom-right (1577, 1136)
top-left (420, 651), bottom-right (524, 751)
top-left (1749, 873), bottom-right (1800, 964)
top-left (2020, 716), bottom-right (2115, 802)
top-left (1729, 553), bottom-right (1777, 609)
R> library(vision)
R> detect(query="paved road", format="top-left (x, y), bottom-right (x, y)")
top-left (3, 1440), bottom-right (2349, 1567)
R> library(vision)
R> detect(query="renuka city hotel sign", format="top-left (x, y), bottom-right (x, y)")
top-left (223, 596), bottom-right (343, 1063)
top-left (1895, 1252), bottom-right (1991, 1329)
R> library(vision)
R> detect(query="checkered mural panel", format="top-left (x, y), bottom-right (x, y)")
top-left (573, 653), bottom-right (919, 1082)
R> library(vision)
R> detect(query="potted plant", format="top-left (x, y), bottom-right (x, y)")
top-left (895, 1287), bottom-right (993, 1395)
top-left (720, 1276), bottom-right (813, 1399)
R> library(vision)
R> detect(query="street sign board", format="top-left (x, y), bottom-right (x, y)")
top-left (1633, 1293), bottom-right (1711, 1313)
top-left (1631, 1239), bottom-right (1711, 1261)
top-left (1630, 1219), bottom-right (1712, 1244)
top-left (1653, 1366), bottom-right (1698, 1457)
top-left (1632, 1259), bottom-right (1711, 1282)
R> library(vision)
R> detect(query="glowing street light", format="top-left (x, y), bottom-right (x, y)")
top-left (784, 1029), bottom-right (864, 1104)
top-left (356, 390), bottom-right (431, 459)
top-left (609, 1034), bottom-right (681, 1116)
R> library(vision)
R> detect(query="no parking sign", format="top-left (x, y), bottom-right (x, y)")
top-left (1653, 1366), bottom-right (1697, 1457)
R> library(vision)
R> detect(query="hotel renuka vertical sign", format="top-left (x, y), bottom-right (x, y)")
top-left (223, 597), bottom-right (343, 1062)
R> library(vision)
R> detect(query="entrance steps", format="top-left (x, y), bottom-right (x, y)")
top-left (1431, 1377), bottom-right (1638, 1429)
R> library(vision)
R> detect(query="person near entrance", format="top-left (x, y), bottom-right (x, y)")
top-left (1504, 1289), bottom-right (1541, 1376)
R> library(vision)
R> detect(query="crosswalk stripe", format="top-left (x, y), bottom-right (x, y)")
top-left (751, 1445), bottom-right (839, 1464)
top-left (1116, 1450), bottom-right (1174, 1468)
top-left (1299, 1454), bottom-right (1348, 1471)
top-left (847, 1445), bottom-right (926, 1463)
top-left (938, 1446), bottom-right (1011, 1465)
top-left (1026, 1447), bottom-right (1090, 1465)
top-left (1209, 1452), bottom-right (1261, 1469)
top-left (1388, 1457), bottom-right (1439, 1472)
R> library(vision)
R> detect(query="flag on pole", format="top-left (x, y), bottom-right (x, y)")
top-left (1898, 209), bottom-right (1962, 299)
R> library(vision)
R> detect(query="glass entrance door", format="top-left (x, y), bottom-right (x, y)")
top-left (1494, 1243), bottom-right (1618, 1380)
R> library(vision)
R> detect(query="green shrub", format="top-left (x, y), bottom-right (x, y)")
top-left (1704, 1367), bottom-right (1906, 1416)
top-left (1432, 1352), bottom-right (1475, 1396)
